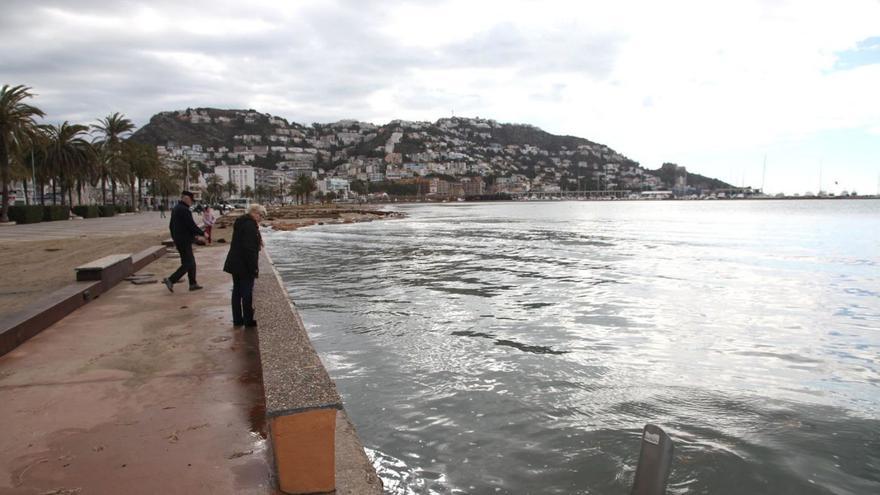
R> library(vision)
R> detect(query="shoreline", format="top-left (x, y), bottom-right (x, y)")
top-left (214, 204), bottom-right (405, 233)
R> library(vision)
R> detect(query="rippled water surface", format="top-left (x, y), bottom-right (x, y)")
top-left (266, 200), bottom-right (880, 494)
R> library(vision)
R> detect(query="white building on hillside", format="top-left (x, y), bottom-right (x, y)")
top-left (215, 165), bottom-right (256, 196)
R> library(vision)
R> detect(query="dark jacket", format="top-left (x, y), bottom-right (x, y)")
top-left (169, 201), bottom-right (204, 245)
top-left (223, 214), bottom-right (262, 278)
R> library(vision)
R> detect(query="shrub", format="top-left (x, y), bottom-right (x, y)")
top-left (125, 205), bottom-right (134, 213)
top-left (114, 205), bottom-right (125, 214)
top-left (7, 205), bottom-right (43, 224)
top-left (42, 205), bottom-right (69, 222)
top-left (98, 205), bottom-right (116, 217)
top-left (72, 205), bottom-right (100, 218)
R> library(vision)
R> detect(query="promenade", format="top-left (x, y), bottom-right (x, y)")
top-left (0, 232), bottom-right (381, 494)
top-left (0, 211), bottom-right (174, 242)
top-left (0, 245), bottom-right (277, 494)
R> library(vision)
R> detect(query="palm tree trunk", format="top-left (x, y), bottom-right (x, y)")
top-left (59, 171), bottom-right (66, 206)
top-left (111, 180), bottom-right (116, 205)
top-left (52, 179), bottom-right (57, 205)
top-left (0, 141), bottom-right (9, 222)
top-left (101, 176), bottom-right (107, 204)
top-left (76, 179), bottom-right (82, 205)
top-left (39, 177), bottom-right (45, 205)
top-left (23, 178), bottom-right (30, 206)
top-left (130, 179), bottom-right (136, 211)
top-left (137, 177), bottom-right (143, 210)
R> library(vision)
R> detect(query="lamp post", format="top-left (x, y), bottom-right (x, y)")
top-left (31, 148), bottom-right (37, 204)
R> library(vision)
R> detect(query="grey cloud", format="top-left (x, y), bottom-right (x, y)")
top-left (1, 0), bottom-right (623, 128)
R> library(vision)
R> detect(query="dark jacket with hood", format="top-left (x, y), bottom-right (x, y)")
top-left (223, 214), bottom-right (261, 278)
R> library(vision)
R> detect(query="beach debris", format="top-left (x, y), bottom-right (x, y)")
top-left (227, 450), bottom-right (254, 459)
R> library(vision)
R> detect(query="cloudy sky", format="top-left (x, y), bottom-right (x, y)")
top-left (2, 0), bottom-right (879, 194)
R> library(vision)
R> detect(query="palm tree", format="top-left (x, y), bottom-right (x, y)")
top-left (204, 174), bottom-right (223, 203)
top-left (0, 85), bottom-right (45, 222)
top-left (174, 157), bottom-right (200, 191)
top-left (122, 141), bottom-right (160, 210)
top-left (223, 179), bottom-right (238, 199)
top-left (295, 174), bottom-right (317, 204)
top-left (43, 122), bottom-right (95, 206)
top-left (288, 181), bottom-right (301, 205)
top-left (254, 184), bottom-right (271, 203)
top-left (92, 112), bottom-right (135, 204)
top-left (242, 185), bottom-right (254, 199)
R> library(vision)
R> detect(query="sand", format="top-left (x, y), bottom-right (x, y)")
top-left (0, 232), bottom-right (167, 318)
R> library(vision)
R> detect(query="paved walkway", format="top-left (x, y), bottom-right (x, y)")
top-left (0, 211), bottom-right (196, 242)
top-left (0, 245), bottom-right (277, 494)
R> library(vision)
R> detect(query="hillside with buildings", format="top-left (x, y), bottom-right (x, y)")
top-left (131, 108), bottom-right (733, 200)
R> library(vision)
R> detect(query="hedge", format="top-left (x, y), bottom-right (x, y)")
top-left (98, 205), bottom-right (116, 217)
top-left (42, 205), bottom-right (69, 222)
top-left (72, 205), bottom-right (100, 218)
top-left (7, 205), bottom-right (43, 224)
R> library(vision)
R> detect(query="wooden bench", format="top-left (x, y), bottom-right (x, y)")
top-left (75, 254), bottom-right (133, 291)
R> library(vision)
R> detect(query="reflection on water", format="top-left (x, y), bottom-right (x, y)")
top-left (266, 200), bottom-right (880, 494)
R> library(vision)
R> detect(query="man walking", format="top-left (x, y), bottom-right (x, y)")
top-left (163, 191), bottom-right (206, 292)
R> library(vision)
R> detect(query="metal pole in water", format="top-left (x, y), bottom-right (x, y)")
top-left (631, 424), bottom-right (675, 495)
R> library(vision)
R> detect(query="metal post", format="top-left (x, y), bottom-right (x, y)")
top-left (31, 148), bottom-right (37, 204)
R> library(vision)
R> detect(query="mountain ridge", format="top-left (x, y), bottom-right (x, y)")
top-left (131, 107), bottom-right (734, 192)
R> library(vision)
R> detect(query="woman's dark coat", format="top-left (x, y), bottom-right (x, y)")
top-left (223, 214), bottom-right (261, 278)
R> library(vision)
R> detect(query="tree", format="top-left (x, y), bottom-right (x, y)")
top-left (223, 179), bottom-right (238, 198)
top-left (0, 85), bottom-right (45, 222)
top-left (173, 157), bottom-right (201, 191)
top-left (204, 174), bottom-right (223, 203)
top-left (92, 112), bottom-right (135, 204)
top-left (242, 185), bottom-right (254, 199)
top-left (122, 141), bottom-right (160, 209)
top-left (288, 174), bottom-right (317, 204)
top-left (295, 174), bottom-right (317, 204)
top-left (43, 122), bottom-right (95, 206)
top-left (254, 184), bottom-right (272, 203)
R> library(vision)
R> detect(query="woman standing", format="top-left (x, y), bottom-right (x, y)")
top-left (223, 204), bottom-right (266, 327)
top-left (202, 207), bottom-right (215, 244)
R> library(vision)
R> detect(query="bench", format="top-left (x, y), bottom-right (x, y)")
top-left (1, 244), bottom-right (169, 358)
top-left (132, 245), bottom-right (167, 272)
top-left (75, 254), bottom-right (133, 291)
top-left (0, 281), bottom-right (101, 357)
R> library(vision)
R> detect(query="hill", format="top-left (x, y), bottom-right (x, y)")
top-left (131, 108), bottom-right (733, 192)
